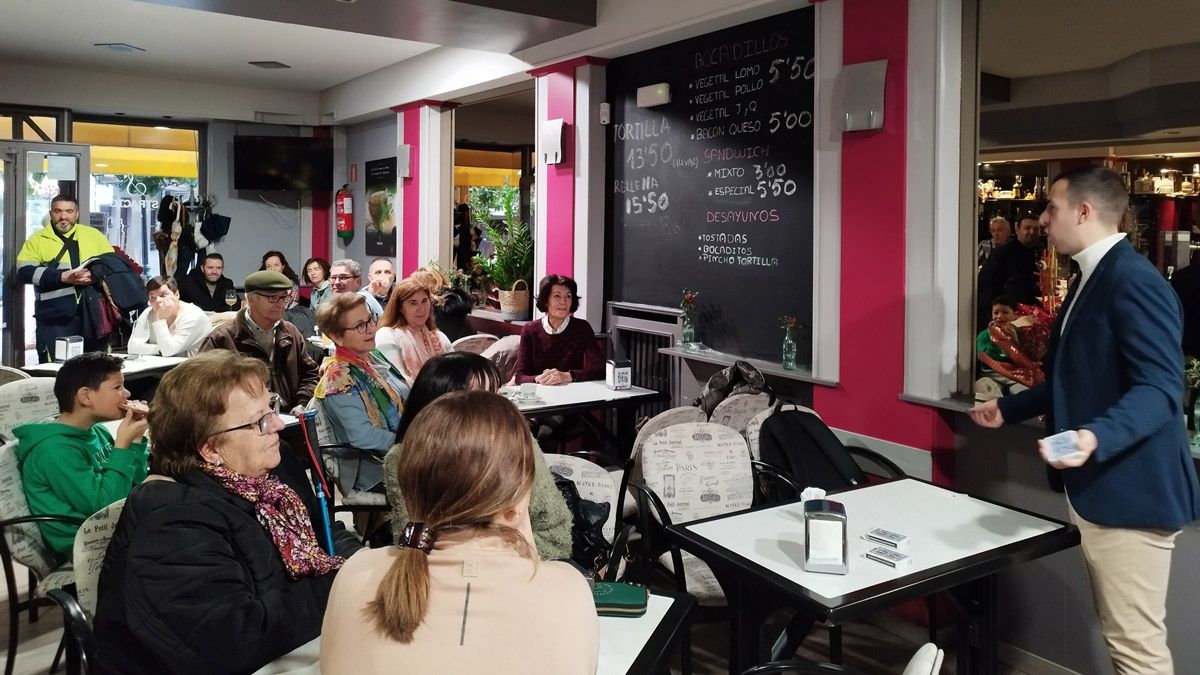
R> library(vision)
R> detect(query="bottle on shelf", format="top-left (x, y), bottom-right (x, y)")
top-left (1033, 177), bottom-right (1043, 200)
top-left (1183, 174), bottom-right (1194, 196)
top-left (1012, 175), bottom-right (1023, 200)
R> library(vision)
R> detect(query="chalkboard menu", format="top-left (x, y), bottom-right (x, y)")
top-left (608, 7), bottom-right (815, 362)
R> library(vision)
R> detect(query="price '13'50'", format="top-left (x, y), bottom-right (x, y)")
top-left (626, 143), bottom-right (674, 169)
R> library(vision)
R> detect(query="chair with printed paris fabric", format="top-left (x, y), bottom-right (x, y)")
top-left (43, 497), bottom-right (130, 674)
top-left (631, 421), bottom-right (801, 674)
top-left (449, 333), bottom-right (499, 355)
top-left (0, 378), bottom-right (60, 444)
top-left (0, 439), bottom-right (83, 675)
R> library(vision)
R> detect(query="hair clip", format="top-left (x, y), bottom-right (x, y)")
top-left (396, 522), bottom-right (436, 554)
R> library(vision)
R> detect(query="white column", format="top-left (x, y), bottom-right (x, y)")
top-left (574, 63), bottom-right (606, 324)
top-left (417, 104), bottom-right (454, 268)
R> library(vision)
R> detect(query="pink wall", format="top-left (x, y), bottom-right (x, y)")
top-left (811, 0), bottom-right (956, 484)
top-left (399, 106), bottom-right (422, 276)
top-left (530, 64), bottom-right (581, 278)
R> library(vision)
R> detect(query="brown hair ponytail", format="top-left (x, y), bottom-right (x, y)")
top-left (367, 391), bottom-right (535, 642)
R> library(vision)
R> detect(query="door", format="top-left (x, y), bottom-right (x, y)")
top-left (0, 141), bottom-right (90, 366)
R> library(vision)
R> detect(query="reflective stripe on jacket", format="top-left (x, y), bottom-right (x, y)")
top-left (16, 224), bottom-right (114, 322)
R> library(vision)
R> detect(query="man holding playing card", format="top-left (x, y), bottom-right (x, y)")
top-left (970, 166), bottom-right (1200, 675)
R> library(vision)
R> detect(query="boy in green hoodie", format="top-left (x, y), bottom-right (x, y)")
top-left (14, 352), bottom-right (149, 559)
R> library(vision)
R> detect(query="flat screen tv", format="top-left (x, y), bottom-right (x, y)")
top-left (233, 135), bottom-right (333, 191)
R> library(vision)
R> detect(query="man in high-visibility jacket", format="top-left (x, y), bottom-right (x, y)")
top-left (17, 194), bottom-right (114, 362)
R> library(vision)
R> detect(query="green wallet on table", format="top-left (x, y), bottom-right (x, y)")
top-left (592, 581), bottom-right (649, 617)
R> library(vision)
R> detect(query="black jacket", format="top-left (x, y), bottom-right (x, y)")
top-left (1171, 263), bottom-right (1200, 359)
top-left (977, 239), bottom-right (1042, 330)
top-left (179, 268), bottom-right (236, 313)
top-left (93, 450), bottom-right (360, 675)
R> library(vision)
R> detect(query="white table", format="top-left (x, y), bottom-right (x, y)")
top-left (668, 478), bottom-right (1079, 675)
top-left (256, 589), bottom-right (696, 675)
top-left (500, 381), bottom-right (665, 459)
top-left (22, 353), bottom-right (186, 377)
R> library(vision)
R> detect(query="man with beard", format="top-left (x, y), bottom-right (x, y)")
top-left (179, 252), bottom-right (237, 312)
top-left (17, 195), bottom-right (115, 361)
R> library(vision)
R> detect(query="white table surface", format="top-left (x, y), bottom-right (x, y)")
top-left (256, 592), bottom-right (679, 675)
top-left (23, 353), bottom-right (186, 376)
top-left (686, 478), bottom-right (1066, 600)
top-left (500, 380), bottom-right (658, 413)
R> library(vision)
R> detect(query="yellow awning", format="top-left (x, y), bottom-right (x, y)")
top-left (90, 146), bottom-right (198, 178)
top-left (455, 166), bottom-right (521, 187)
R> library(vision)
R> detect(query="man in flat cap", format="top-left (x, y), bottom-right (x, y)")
top-left (199, 271), bottom-right (319, 414)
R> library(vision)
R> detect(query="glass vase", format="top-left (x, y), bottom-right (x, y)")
top-left (681, 314), bottom-right (698, 353)
top-left (781, 332), bottom-right (797, 371)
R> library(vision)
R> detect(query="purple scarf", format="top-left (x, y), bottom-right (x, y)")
top-left (201, 463), bottom-right (344, 578)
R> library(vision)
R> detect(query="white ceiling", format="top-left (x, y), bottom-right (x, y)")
top-left (0, 0), bottom-right (439, 91)
top-left (980, 0), bottom-right (1200, 78)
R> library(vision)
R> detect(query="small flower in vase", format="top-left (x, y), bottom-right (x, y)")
top-left (680, 288), bottom-right (700, 351)
top-left (779, 314), bottom-right (799, 370)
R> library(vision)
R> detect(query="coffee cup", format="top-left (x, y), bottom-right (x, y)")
top-left (519, 383), bottom-right (538, 399)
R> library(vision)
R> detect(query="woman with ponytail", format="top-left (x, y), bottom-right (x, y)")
top-left (320, 391), bottom-right (597, 673)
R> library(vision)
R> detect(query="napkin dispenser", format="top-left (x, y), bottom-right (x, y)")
top-left (54, 336), bottom-right (84, 362)
top-left (606, 359), bottom-right (631, 390)
top-left (803, 499), bottom-right (848, 575)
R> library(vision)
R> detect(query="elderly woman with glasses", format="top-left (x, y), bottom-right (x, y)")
top-left (93, 351), bottom-right (361, 674)
top-left (312, 292), bottom-right (409, 493)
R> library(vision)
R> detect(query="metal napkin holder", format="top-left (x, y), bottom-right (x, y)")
top-left (803, 499), bottom-right (849, 575)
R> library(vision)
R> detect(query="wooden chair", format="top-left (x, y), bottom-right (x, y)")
top-left (450, 333), bottom-right (499, 355)
top-left (0, 378), bottom-right (59, 443)
top-left (0, 440), bottom-right (81, 675)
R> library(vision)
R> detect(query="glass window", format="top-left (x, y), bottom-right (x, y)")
top-left (74, 120), bottom-right (201, 277)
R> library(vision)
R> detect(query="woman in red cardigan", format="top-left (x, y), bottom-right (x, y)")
top-left (514, 275), bottom-right (604, 385)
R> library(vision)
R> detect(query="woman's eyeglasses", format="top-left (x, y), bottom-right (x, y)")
top-left (211, 394), bottom-right (283, 437)
top-left (343, 317), bottom-right (378, 335)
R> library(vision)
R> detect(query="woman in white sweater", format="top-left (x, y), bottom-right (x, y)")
top-left (128, 276), bottom-right (212, 357)
top-left (374, 277), bottom-right (451, 380)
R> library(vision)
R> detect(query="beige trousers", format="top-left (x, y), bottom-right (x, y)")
top-left (1069, 501), bottom-right (1179, 675)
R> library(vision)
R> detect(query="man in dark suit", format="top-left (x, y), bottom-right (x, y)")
top-left (970, 166), bottom-right (1200, 674)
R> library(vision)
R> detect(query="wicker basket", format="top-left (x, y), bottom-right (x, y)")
top-left (498, 279), bottom-right (531, 320)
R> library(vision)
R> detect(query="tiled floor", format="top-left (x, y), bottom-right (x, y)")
top-left (2, 563), bottom-right (1035, 675)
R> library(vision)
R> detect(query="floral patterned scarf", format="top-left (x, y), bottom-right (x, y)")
top-left (313, 346), bottom-right (405, 430)
top-left (201, 462), bottom-right (344, 578)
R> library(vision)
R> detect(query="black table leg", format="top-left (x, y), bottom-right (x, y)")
top-left (727, 578), bottom-right (775, 674)
top-left (953, 574), bottom-right (998, 675)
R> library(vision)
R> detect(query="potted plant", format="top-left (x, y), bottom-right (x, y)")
top-left (473, 189), bottom-right (533, 320)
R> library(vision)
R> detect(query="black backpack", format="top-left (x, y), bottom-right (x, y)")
top-left (551, 471), bottom-right (612, 570)
top-left (758, 402), bottom-right (867, 491)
